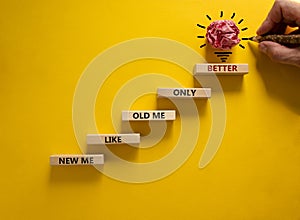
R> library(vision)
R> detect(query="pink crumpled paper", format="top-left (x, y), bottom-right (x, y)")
top-left (206, 20), bottom-right (240, 50)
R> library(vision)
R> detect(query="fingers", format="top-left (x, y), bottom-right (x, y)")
top-left (256, 19), bottom-right (275, 36)
top-left (256, 1), bottom-right (283, 35)
top-left (259, 41), bottom-right (300, 67)
top-left (257, 0), bottom-right (300, 35)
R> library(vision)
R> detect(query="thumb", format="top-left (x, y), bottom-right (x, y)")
top-left (259, 41), bottom-right (300, 67)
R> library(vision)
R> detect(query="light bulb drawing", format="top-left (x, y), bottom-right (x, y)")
top-left (197, 11), bottom-right (250, 62)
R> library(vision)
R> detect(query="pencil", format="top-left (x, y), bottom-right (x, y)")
top-left (250, 34), bottom-right (300, 45)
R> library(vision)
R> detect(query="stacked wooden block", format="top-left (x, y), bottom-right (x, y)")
top-left (50, 63), bottom-right (248, 166)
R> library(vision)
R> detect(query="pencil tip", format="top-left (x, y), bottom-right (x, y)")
top-left (250, 36), bottom-right (259, 42)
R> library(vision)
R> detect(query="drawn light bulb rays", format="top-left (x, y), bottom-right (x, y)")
top-left (197, 11), bottom-right (250, 62)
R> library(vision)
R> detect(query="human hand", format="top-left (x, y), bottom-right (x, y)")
top-left (256, 0), bottom-right (300, 67)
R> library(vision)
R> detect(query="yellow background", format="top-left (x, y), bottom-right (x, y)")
top-left (1, 0), bottom-right (300, 219)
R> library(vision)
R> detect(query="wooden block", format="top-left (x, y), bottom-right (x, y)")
top-left (86, 133), bottom-right (140, 145)
top-left (122, 110), bottom-right (176, 121)
top-left (194, 63), bottom-right (248, 75)
top-left (50, 154), bottom-right (104, 166)
top-left (157, 88), bottom-right (211, 98)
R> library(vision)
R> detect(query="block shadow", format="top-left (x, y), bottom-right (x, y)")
top-left (194, 75), bottom-right (244, 93)
top-left (49, 165), bottom-right (103, 183)
top-left (156, 95), bottom-right (208, 116)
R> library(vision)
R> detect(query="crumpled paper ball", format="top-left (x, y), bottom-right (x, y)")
top-left (206, 20), bottom-right (240, 50)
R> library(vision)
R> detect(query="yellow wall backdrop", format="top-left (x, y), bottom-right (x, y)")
top-left (1, 0), bottom-right (300, 219)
